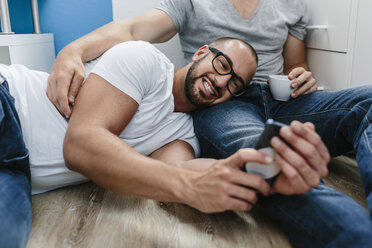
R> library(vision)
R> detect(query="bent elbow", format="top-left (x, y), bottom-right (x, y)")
top-left (63, 129), bottom-right (83, 172)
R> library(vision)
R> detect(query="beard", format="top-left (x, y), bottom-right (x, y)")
top-left (184, 57), bottom-right (213, 108)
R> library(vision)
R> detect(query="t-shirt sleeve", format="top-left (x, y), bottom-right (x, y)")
top-left (90, 41), bottom-right (159, 104)
top-left (181, 136), bottom-right (200, 158)
top-left (288, 0), bottom-right (309, 41)
top-left (156, 0), bottom-right (193, 34)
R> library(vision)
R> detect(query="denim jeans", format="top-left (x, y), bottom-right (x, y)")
top-left (0, 78), bottom-right (32, 248)
top-left (193, 83), bottom-right (372, 247)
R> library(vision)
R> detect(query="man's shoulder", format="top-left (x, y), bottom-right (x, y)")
top-left (92, 40), bottom-right (174, 97)
top-left (109, 41), bottom-right (158, 57)
top-left (106, 41), bottom-right (171, 68)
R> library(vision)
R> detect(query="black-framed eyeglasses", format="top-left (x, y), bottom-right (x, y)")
top-left (209, 47), bottom-right (247, 97)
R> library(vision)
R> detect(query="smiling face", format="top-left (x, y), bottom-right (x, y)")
top-left (184, 55), bottom-right (217, 108)
top-left (184, 39), bottom-right (257, 108)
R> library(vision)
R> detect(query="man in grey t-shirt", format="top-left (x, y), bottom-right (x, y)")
top-left (158, 0), bottom-right (308, 83)
top-left (46, 0), bottom-right (372, 247)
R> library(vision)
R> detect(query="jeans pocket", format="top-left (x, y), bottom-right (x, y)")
top-left (1, 152), bottom-right (30, 180)
top-left (2, 152), bottom-right (29, 164)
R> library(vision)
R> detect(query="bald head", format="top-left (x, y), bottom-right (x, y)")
top-left (206, 37), bottom-right (258, 86)
top-left (209, 37), bottom-right (258, 66)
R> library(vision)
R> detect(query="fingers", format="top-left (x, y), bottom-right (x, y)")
top-left (270, 121), bottom-right (330, 188)
top-left (271, 135), bottom-right (321, 188)
top-left (225, 148), bottom-right (273, 170)
top-left (199, 158), bottom-right (271, 212)
top-left (280, 126), bottom-right (323, 176)
top-left (190, 165), bottom-right (268, 213)
top-left (46, 47), bottom-right (86, 119)
top-left (290, 121), bottom-right (330, 176)
top-left (282, 123), bottom-right (328, 178)
top-left (303, 122), bottom-right (315, 131)
top-left (291, 76), bottom-right (316, 98)
top-left (225, 198), bottom-right (253, 212)
top-left (223, 168), bottom-right (271, 196)
top-left (227, 183), bottom-right (258, 205)
top-left (303, 84), bottom-right (318, 95)
top-left (214, 169), bottom-right (270, 211)
top-left (273, 153), bottom-right (310, 194)
top-left (287, 67), bottom-right (317, 98)
top-left (47, 72), bottom-right (72, 118)
top-left (288, 67), bottom-right (305, 80)
top-left (69, 69), bottom-right (85, 103)
top-left (222, 148), bottom-right (276, 196)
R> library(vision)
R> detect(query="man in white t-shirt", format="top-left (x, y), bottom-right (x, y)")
top-left (63, 37), bottom-right (329, 209)
top-left (0, 37), bottom-right (330, 247)
top-left (44, 0), bottom-right (372, 246)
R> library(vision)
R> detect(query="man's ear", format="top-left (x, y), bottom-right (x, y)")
top-left (192, 45), bottom-right (209, 61)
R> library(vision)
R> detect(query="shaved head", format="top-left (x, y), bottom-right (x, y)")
top-left (209, 37), bottom-right (258, 65)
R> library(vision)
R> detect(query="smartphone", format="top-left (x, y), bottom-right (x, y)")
top-left (255, 119), bottom-right (286, 150)
top-left (242, 119), bottom-right (287, 184)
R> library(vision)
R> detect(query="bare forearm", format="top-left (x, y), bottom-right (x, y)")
top-left (149, 140), bottom-right (217, 171)
top-left (64, 9), bottom-right (176, 63)
top-left (66, 21), bottom-right (133, 63)
top-left (64, 127), bottom-right (194, 203)
top-left (173, 158), bottom-right (217, 171)
top-left (284, 62), bottom-right (309, 75)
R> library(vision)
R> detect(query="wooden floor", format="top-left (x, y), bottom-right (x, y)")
top-left (27, 156), bottom-right (367, 248)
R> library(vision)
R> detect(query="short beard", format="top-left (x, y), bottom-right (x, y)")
top-left (185, 57), bottom-right (212, 108)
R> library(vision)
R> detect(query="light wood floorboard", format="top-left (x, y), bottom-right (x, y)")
top-left (27, 156), bottom-right (367, 248)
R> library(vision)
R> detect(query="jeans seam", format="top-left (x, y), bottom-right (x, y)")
top-left (276, 108), bottom-right (352, 119)
top-left (278, 106), bottom-right (370, 149)
top-left (363, 130), bottom-right (372, 154)
top-left (270, 201), bottom-right (327, 247)
top-left (196, 130), bottom-right (229, 158)
top-left (353, 104), bottom-right (369, 148)
top-left (363, 106), bottom-right (372, 153)
top-left (356, 104), bottom-right (369, 113)
top-left (260, 85), bottom-right (269, 120)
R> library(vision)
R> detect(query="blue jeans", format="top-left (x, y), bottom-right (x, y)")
top-left (0, 78), bottom-right (32, 248)
top-left (193, 83), bottom-right (372, 247)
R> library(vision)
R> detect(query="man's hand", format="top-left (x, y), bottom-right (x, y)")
top-left (47, 46), bottom-right (86, 119)
top-left (186, 149), bottom-right (271, 213)
top-left (288, 67), bottom-right (318, 98)
top-left (282, 34), bottom-right (317, 98)
top-left (270, 121), bottom-right (330, 195)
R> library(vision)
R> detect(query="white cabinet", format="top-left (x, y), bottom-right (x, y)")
top-left (305, 0), bottom-right (372, 90)
top-left (350, 0), bottom-right (372, 87)
top-left (305, 0), bottom-right (352, 53)
top-left (0, 34), bottom-right (55, 73)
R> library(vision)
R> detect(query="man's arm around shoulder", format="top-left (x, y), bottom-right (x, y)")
top-left (48, 9), bottom-right (177, 119)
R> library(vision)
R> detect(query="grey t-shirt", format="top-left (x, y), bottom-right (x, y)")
top-left (157, 0), bottom-right (309, 82)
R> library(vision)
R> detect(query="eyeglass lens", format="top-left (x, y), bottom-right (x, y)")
top-left (213, 55), bottom-right (245, 96)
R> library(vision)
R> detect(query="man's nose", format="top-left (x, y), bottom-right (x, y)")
top-left (215, 74), bottom-right (231, 88)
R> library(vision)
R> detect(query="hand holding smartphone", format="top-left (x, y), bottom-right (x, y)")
top-left (242, 119), bottom-right (287, 184)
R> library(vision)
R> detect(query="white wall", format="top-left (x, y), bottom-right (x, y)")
top-left (351, 0), bottom-right (372, 87)
top-left (112, 0), bottom-right (186, 68)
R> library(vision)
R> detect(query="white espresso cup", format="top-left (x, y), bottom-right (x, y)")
top-left (268, 75), bottom-right (296, 101)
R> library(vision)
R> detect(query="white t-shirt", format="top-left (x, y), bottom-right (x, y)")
top-left (0, 41), bottom-right (199, 194)
top-left (1, 64), bottom-right (85, 194)
top-left (91, 41), bottom-right (199, 156)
